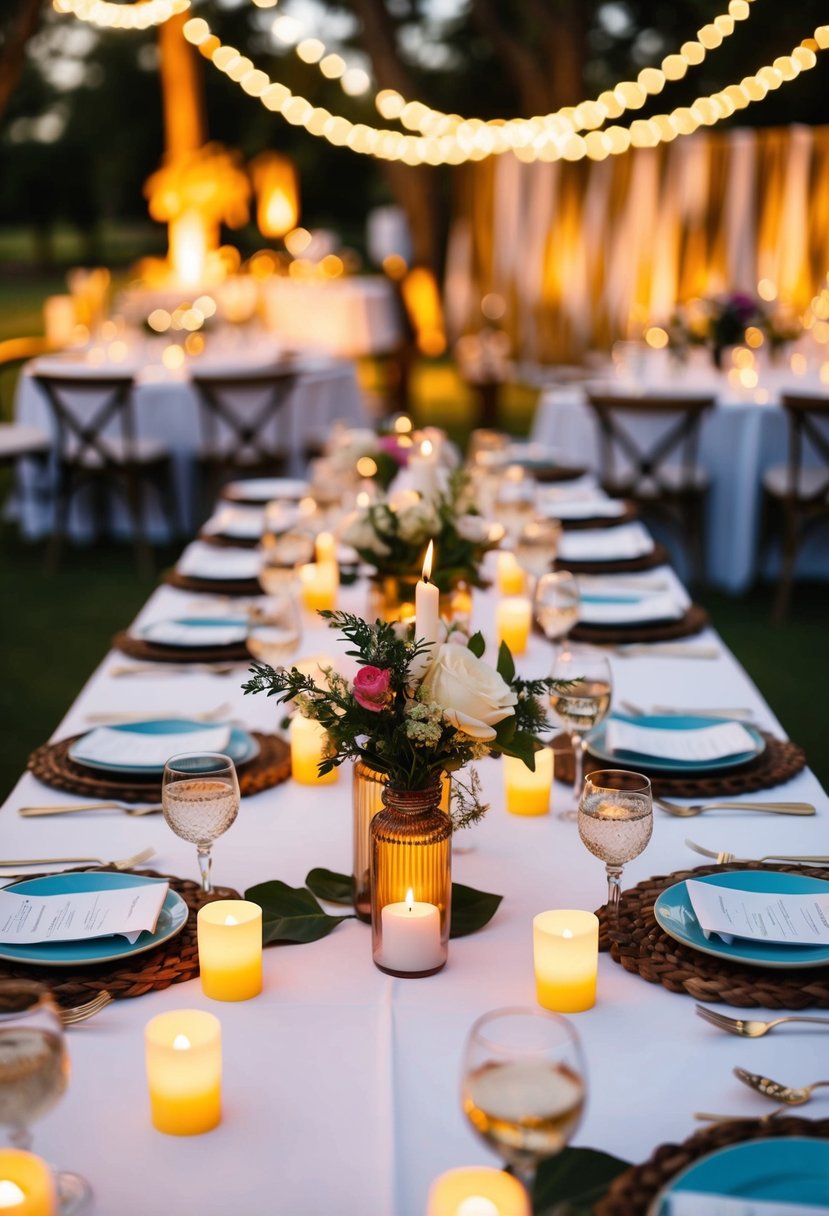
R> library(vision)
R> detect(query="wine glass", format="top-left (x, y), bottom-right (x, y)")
top-left (534, 571), bottom-right (580, 644)
top-left (246, 594), bottom-right (302, 667)
top-left (258, 527), bottom-right (314, 595)
top-left (549, 645), bottom-right (613, 807)
top-left (578, 769), bottom-right (653, 921)
top-left (0, 979), bottom-right (91, 1213)
top-left (461, 1007), bottom-right (586, 1202)
top-left (494, 466), bottom-right (536, 544)
top-left (513, 518), bottom-right (562, 594)
top-left (162, 753), bottom-right (240, 893)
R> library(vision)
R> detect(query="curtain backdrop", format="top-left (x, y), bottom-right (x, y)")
top-left (446, 123), bottom-right (829, 363)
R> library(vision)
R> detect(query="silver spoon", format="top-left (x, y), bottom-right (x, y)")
top-left (734, 1066), bottom-right (829, 1106)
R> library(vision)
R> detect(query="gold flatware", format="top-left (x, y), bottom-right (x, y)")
top-left (84, 702), bottom-right (233, 725)
top-left (733, 1066), bottom-right (829, 1106)
top-left (19, 802), bottom-right (162, 818)
top-left (619, 700), bottom-right (754, 720)
top-left (694, 1109), bottom-right (782, 1123)
top-left (612, 643), bottom-right (719, 659)
top-left (0, 847), bottom-right (155, 875)
top-left (686, 838), bottom-right (829, 864)
top-left (656, 797), bottom-right (815, 817)
top-left (109, 663), bottom-right (237, 677)
top-left (696, 1004), bottom-right (829, 1037)
top-left (60, 991), bottom-right (114, 1026)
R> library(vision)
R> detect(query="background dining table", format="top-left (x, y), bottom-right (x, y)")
top-left (0, 521), bottom-right (825, 1214)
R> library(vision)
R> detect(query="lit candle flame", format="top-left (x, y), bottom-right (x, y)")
top-left (356, 491), bottom-right (370, 508)
top-left (405, 888), bottom-right (415, 912)
top-left (562, 929), bottom-right (574, 939)
top-left (0, 1181), bottom-right (26, 1208)
top-left (224, 915), bottom-right (238, 926)
top-left (172, 1034), bottom-right (191, 1051)
top-left (422, 540), bottom-right (434, 583)
top-left (420, 439), bottom-right (433, 457)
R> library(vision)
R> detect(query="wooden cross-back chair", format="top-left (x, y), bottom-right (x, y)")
top-left (763, 393), bottom-right (829, 621)
top-left (33, 371), bottom-right (177, 575)
top-left (585, 392), bottom-right (716, 582)
top-left (190, 365), bottom-right (298, 515)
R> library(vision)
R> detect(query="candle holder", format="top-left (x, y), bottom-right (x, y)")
top-left (370, 781), bottom-right (452, 977)
top-left (366, 574), bottom-right (469, 625)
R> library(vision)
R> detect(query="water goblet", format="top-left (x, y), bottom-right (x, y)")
top-left (494, 466), bottom-right (536, 544)
top-left (514, 518), bottom-right (563, 594)
top-left (549, 644), bottom-right (613, 807)
top-left (578, 769), bottom-right (653, 921)
top-left (246, 594), bottom-right (302, 667)
top-left (258, 527), bottom-right (314, 595)
top-left (162, 753), bottom-right (240, 893)
top-left (534, 571), bottom-right (580, 645)
top-left (461, 1007), bottom-right (586, 1203)
top-left (0, 979), bottom-right (91, 1214)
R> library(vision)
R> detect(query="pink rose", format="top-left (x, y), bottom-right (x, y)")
top-left (353, 666), bottom-right (391, 712)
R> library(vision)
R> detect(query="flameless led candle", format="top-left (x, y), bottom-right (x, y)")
top-left (145, 1010), bottom-right (222, 1135)
top-left (290, 714), bottom-right (338, 785)
top-left (533, 910), bottom-right (599, 1013)
top-left (410, 539), bottom-right (440, 681)
top-left (0, 1152), bottom-right (56, 1216)
top-left (496, 551), bottom-right (526, 596)
top-left (379, 888), bottom-right (442, 974)
top-left (503, 747), bottom-right (553, 816)
top-left (314, 530), bottom-right (336, 564)
top-left (496, 596), bottom-right (531, 655)
top-left (42, 296), bottom-right (75, 348)
top-left (298, 560), bottom-right (338, 613)
top-left (426, 1166), bottom-right (531, 1216)
top-left (197, 900), bottom-right (262, 1001)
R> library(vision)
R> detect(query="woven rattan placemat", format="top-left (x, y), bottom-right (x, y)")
top-left (595, 1116), bottom-right (829, 1216)
top-left (0, 870), bottom-right (241, 1006)
top-left (164, 571), bottom-right (263, 597)
top-left (28, 732), bottom-right (291, 803)
top-left (199, 532), bottom-right (259, 549)
top-left (112, 630), bottom-right (251, 664)
top-left (554, 542), bottom-right (670, 575)
top-left (595, 861), bottom-right (829, 1008)
top-left (569, 603), bottom-right (708, 645)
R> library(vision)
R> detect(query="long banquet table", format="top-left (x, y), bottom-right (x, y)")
top-left (1, 545), bottom-right (827, 1213)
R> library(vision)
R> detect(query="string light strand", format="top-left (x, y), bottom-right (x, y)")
top-left (53, 0), bottom-right (189, 30)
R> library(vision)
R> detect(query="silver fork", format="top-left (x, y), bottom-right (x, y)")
top-left (656, 797), bottom-right (815, 817)
top-left (60, 991), bottom-right (113, 1026)
top-left (0, 847), bottom-right (155, 876)
top-left (695, 1004), bottom-right (829, 1037)
top-left (18, 802), bottom-right (162, 818)
top-left (686, 838), bottom-right (829, 865)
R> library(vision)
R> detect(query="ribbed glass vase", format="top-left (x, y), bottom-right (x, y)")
top-left (352, 761), bottom-right (386, 924)
top-left (370, 781), bottom-right (452, 977)
top-left (367, 575), bottom-right (472, 626)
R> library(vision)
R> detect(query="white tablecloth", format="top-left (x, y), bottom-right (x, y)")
top-left (1, 551), bottom-right (826, 1213)
top-left (531, 372), bottom-right (829, 593)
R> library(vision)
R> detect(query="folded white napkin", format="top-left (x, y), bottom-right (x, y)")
top-left (141, 619), bottom-right (247, 648)
top-left (664, 1195), bottom-right (829, 1216)
top-left (578, 593), bottom-right (684, 626)
top-left (0, 883), bottom-right (169, 946)
top-left (223, 478), bottom-right (309, 502)
top-left (686, 879), bottom-right (829, 948)
top-left (541, 499), bottom-right (626, 521)
top-left (177, 543), bottom-right (261, 581)
top-left (72, 724), bottom-right (231, 768)
top-left (558, 524), bottom-right (654, 562)
top-left (605, 719), bottom-right (755, 762)
top-left (203, 507), bottom-right (266, 540)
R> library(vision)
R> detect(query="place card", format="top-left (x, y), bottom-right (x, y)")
top-left (604, 719), bottom-right (755, 762)
top-left (558, 524), bottom-right (654, 562)
top-left (578, 592), bottom-right (684, 625)
top-left (686, 879), bottom-right (829, 947)
top-left (72, 724), bottom-right (231, 768)
top-left (0, 882), bottom-right (168, 945)
top-left (663, 1193), bottom-right (829, 1215)
top-left (177, 543), bottom-right (261, 581)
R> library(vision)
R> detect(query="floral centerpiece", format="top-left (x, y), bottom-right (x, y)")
top-left (667, 292), bottom-right (801, 368)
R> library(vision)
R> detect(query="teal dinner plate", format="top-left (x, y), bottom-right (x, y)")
top-left (654, 1138), bottom-right (829, 1212)
top-left (587, 713), bottom-right (765, 774)
top-left (0, 872), bottom-right (188, 967)
top-left (654, 871), bottom-right (829, 969)
top-left (137, 617), bottom-right (248, 648)
top-left (68, 718), bottom-right (259, 777)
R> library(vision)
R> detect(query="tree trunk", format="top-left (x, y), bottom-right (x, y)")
top-left (0, 0), bottom-right (44, 121)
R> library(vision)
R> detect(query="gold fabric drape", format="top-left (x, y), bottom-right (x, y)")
top-left (448, 124), bottom-right (829, 362)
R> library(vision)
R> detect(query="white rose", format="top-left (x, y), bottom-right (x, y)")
top-left (421, 643), bottom-right (517, 742)
top-left (455, 513), bottom-right (491, 544)
top-left (397, 502), bottom-right (439, 543)
top-left (340, 512), bottom-right (391, 557)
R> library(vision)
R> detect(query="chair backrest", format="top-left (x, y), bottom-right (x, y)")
top-left (32, 372), bottom-right (137, 468)
top-left (191, 366), bottom-right (297, 465)
top-left (780, 393), bottom-right (829, 501)
top-left (585, 392), bottom-right (715, 493)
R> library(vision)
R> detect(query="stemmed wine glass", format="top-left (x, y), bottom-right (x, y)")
top-left (162, 752), bottom-right (240, 893)
top-left (246, 594), bottom-right (302, 667)
top-left (534, 571), bottom-right (580, 646)
top-left (513, 518), bottom-right (563, 596)
top-left (549, 644), bottom-right (613, 807)
top-left (461, 1007), bottom-right (586, 1202)
top-left (0, 979), bottom-right (91, 1213)
top-left (578, 769), bottom-right (653, 921)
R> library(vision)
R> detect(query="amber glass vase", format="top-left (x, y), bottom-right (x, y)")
top-left (367, 576), bottom-right (472, 626)
top-left (370, 781), bottom-right (452, 977)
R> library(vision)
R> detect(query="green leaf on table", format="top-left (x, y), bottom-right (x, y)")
top-left (533, 1146), bottom-right (630, 1216)
top-left (246, 880), bottom-right (355, 944)
top-left (497, 730), bottom-right (539, 769)
top-left (467, 630), bottom-right (486, 658)
top-left (305, 867), bottom-right (353, 905)
top-left (496, 639), bottom-right (516, 684)
top-left (450, 882), bottom-right (503, 938)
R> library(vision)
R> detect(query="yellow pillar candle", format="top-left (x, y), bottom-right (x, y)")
top-left (197, 899), bottom-right (262, 1001)
top-left (145, 1010), bottom-right (222, 1135)
top-left (290, 714), bottom-right (338, 785)
top-left (0, 1152), bottom-right (57, 1216)
top-left (314, 530), bottom-right (336, 564)
top-left (298, 561), bottom-right (338, 613)
top-left (533, 910), bottom-right (599, 1013)
top-left (496, 551), bottom-right (526, 596)
top-left (503, 748), bottom-right (553, 816)
top-left (496, 596), bottom-right (531, 656)
top-left (426, 1166), bottom-right (530, 1216)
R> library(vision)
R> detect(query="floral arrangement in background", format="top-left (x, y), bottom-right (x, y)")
top-left (326, 425), bottom-right (459, 492)
top-left (243, 612), bottom-right (570, 826)
top-left (340, 471), bottom-right (500, 594)
top-left (667, 292), bottom-right (801, 367)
